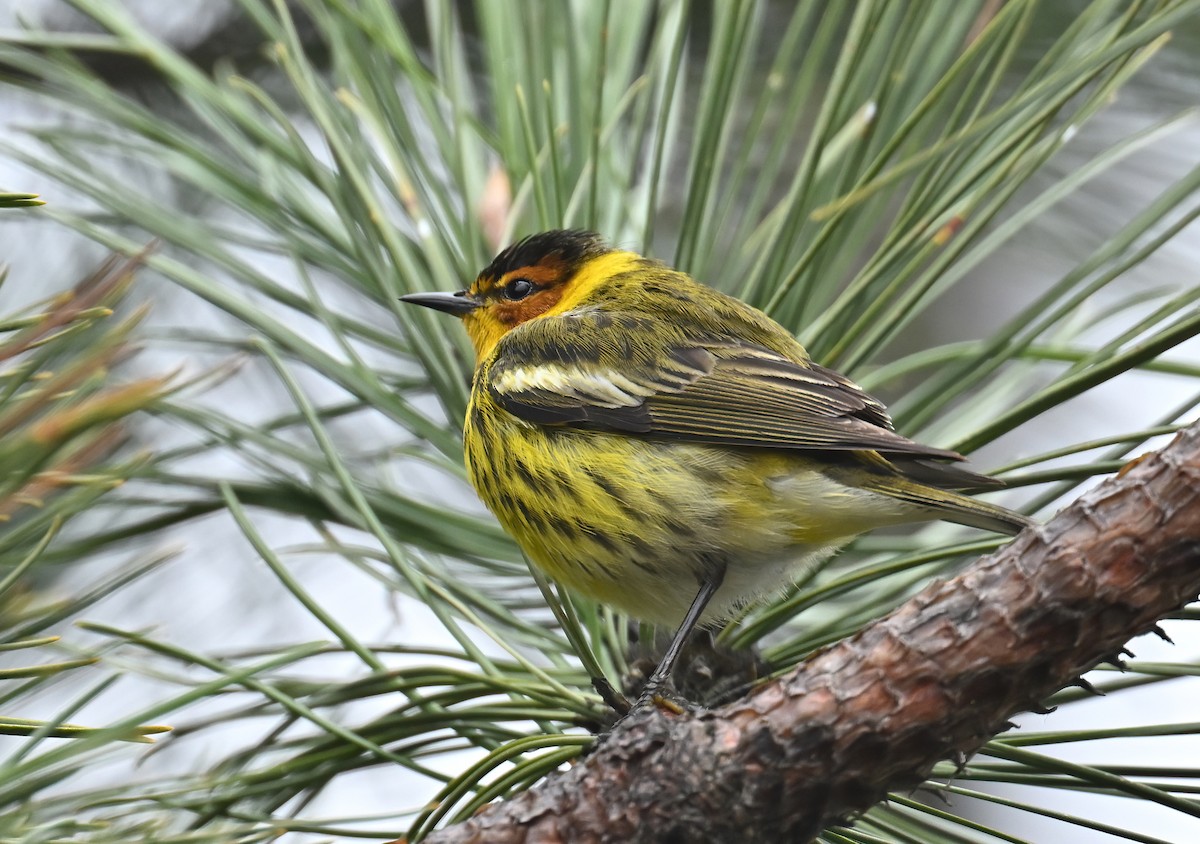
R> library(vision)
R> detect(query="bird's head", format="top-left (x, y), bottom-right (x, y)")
top-left (401, 230), bottom-right (637, 361)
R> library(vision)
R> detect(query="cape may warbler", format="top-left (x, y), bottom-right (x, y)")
top-left (402, 230), bottom-right (1030, 710)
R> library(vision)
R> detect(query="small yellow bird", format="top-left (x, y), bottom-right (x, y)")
top-left (402, 230), bottom-right (1030, 710)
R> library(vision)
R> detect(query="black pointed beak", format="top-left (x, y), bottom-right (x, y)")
top-left (399, 290), bottom-right (480, 316)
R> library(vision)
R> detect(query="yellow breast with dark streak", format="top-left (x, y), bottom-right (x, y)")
top-left (462, 390), bottom-right (892, 625)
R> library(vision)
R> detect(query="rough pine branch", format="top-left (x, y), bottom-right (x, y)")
top-left (425, 422), bottom-right (1200, 844)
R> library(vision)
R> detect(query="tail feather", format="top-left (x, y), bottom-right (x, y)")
top-left (860, 475), bottom-right (1032, 536)
top-left (826, 454), bottom-right (1032, 536)
top-left (892, 457), bottom-right (1006, 492)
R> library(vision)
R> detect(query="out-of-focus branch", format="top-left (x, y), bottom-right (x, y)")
top-left (426, 422), bottom-right (1200, 844)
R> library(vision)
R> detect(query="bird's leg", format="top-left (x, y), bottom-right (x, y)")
top-left (635, 562), bottom-right (727, 710)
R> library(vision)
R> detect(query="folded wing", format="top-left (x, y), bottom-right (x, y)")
top-left (484, 311), bottom-right (962, 461)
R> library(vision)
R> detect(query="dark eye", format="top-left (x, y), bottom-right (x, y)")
top-left (502, 278), bottom-right (536, 300)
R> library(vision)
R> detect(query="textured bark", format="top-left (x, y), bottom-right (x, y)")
top-left (425, 424), bottom-right (1200, 844)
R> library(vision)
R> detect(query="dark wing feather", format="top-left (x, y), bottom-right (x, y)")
top-left (484, 311), bottom-right (962, 461)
